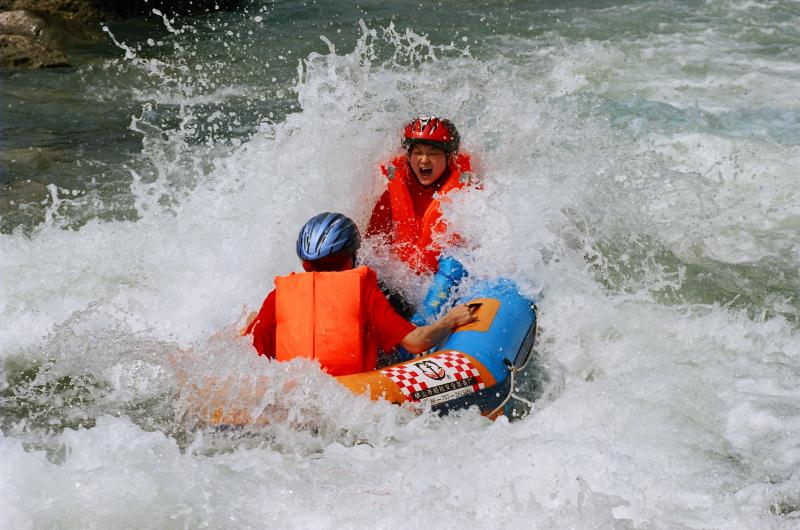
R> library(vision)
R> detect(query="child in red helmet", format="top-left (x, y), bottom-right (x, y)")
top-left (366, 116), bottom-right (476, 276)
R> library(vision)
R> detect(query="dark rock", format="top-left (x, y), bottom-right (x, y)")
top-left (0, 0), bottom-right (245, 68)
top-left (0, 1), bottom-right (115, 23)
top-left (0, 10), bottom-right (73, 67)
top-left (0, 9), bottom-right (47, 35)
top-left (1, 8), bottom-right (101, 43)
top-left (0, 0), bottom-right (242, 23)
top-left (0, 32), bottom-right (69, 67)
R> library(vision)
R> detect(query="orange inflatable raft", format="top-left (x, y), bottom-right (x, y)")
top-left (196, 278), bottom-right (537, 426)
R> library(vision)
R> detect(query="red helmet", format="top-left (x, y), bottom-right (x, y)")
top-left (402, 115), bottom-right (460, 153)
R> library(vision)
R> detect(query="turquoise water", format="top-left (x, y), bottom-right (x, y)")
top-left (2, 1), bottom-right (800, 527)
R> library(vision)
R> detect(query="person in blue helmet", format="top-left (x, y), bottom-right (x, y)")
top-left (245, 212), bottom-right (477, 376)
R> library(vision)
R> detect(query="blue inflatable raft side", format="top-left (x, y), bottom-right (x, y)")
top-left (429, 276), bottom-right (538, 416)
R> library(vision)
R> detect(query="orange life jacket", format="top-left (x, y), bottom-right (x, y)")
top-left (274, 266), bottom-right (377, 376)
top-left (381, 153), bottom-right (472, 273)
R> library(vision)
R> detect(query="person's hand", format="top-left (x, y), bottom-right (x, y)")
top-left (443, 303), bottom-right (479, 330)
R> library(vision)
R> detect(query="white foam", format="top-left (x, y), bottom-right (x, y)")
top-left (3, 14), bottom-right (800, 529)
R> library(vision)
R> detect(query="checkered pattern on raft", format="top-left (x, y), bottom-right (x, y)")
top-left (382, 351), bottom-right (485, 400)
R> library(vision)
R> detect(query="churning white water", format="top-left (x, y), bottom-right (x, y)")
top-left (2, 2), bottom-right (800, 528)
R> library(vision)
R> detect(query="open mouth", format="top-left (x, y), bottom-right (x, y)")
top-left (419, 167), bottom-right (433, 176)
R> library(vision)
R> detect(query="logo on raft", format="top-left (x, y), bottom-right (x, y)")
top-left (382, 351), bottom-right (486, 406)
top-left (414, 359), bottom-right (446, 380)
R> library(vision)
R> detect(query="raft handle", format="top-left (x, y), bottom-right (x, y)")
top-left (487, 359), bottom-right (519, 419)
top-left (488, 304), bottom-right (539, 419)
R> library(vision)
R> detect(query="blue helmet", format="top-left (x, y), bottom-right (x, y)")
top-left (296, 212), bottom-right (361, 261)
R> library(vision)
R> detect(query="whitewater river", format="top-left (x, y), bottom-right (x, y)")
top-left (2, 1), bottom-right (799, 528)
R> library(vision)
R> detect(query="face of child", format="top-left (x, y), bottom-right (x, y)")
top-left (409, 144), bottom-right (448, 186)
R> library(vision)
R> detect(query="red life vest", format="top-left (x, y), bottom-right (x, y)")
top-left (274, 266), bottom-right (377, 376)
top-left (381, 153), bottom-right (472, 273)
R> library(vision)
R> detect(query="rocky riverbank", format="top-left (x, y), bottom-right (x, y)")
top-left (0, 0), bottom-right (241, 68)
top-left (0, 10), bottom-right (70, 67)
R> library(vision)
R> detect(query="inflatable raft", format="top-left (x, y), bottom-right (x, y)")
top-left (338, 277), bottom-right (537, 418)
top-left (195, 259), bottom-right (537, 425)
